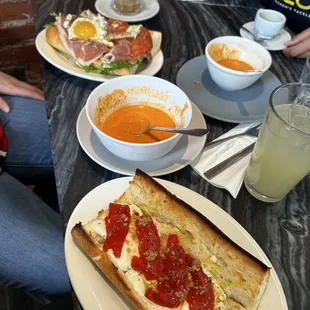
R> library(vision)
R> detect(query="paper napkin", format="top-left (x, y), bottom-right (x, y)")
top-left (191, 122), bottom-right (261, 198)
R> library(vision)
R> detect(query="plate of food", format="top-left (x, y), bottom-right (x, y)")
top-left (35, 10), bottom-right (163, 82)
top-left (65, 169), bottom-right (288, 310)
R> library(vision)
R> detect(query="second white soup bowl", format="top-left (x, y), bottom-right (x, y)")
top-left (86, 75), bottom-right (192, 161)
top-left (205, 36), bottom-right (272, 91)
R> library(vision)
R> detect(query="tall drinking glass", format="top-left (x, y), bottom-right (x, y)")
top-left (300, 58), bottom-right (310, 83)
top-left (114, 0), bottom-right (142, 14)
top-left (244, 83), bottom-right (310, 202)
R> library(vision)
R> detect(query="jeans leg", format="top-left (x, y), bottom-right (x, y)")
top-left (0, 96), bottom-right (53, 181)
top-left (0, 172), bottom-right (70, 297)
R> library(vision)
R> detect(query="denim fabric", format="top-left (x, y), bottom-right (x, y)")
top-left (0, 172), bottom-right (70, 297)
top-left (0, 96), bottom-right (70, 297)
top-left (0, 96), bottom-right (53, 181)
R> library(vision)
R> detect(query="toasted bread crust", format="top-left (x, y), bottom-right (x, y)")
top-left (72, 169), bottom-right (270, 310)
top-left (71, 223), bottom-right (147, 310)
top-left (123, 170), bottom-right (269, 270)
top-left (46, 25), bottom-right (70, 54)
top-left (45, 24), bottom-right (161, 76)
top-left (116, 169), bottom-right (270, 309)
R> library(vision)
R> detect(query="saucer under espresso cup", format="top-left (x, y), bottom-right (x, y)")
top-left (239, 22), bottom-right (291, 51)
top-left (254, 9), bottom-right (286, 40)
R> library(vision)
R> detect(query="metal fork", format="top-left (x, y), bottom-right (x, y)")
top-left (203, 123), bottom-right (261, 150)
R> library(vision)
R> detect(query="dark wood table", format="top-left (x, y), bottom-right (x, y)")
top-left (32, 0), bottom-right (309, 309)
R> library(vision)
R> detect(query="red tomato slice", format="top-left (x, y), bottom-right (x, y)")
top-left (131, 27), bottom-right (153, 58)
top-left (107, 19), bottom-right (129, 33)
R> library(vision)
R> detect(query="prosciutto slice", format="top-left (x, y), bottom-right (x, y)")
top-left (55, 16), bottom-right (110, 65)
top-left (111, 39), bottom-right (132, 61)
top-left (69, 40), bottom-right (110, 64)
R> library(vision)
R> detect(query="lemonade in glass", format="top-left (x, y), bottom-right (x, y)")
top-left (244, 83), bottom-right (310, 202)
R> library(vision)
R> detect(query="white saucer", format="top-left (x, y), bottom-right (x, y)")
top-left (176, 56), bottom-right (281, 123)
top-left (95, 0), bottom-right (160, 22)
top-left (76, 102), bottom-right (207, 176)
top-left (240, 22), bottom-right (292, 51)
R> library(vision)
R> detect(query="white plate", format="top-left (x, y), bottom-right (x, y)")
top-left (76, 101), bottom-right (206, 176)
top-left (35, 29), bottom-right (164, 82)
top-left (95, 0), bottom-right (160, 22)
top-left (240, 22), bottom-right (292, 51)
top-left (65, 177), bottom-right (288, 310)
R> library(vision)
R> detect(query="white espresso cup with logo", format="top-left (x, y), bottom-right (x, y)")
top-left (254, 9), bottom-right (286, 39)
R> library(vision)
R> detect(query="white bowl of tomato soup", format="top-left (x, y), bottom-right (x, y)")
top-left (205, 36), bottom-right (272, 91)
top-left (85, 75), bottom-right (192, 161)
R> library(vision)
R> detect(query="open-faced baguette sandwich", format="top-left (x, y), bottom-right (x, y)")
top-left (72, 169), bottom-right (270, 310)
top-left (44, 10), bottom-right (162, 76)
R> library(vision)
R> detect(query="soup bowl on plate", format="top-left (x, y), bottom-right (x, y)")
top-left (205, 36), bottom-right (272, 91)
top-left (85, 75), bottom-right (192, 161)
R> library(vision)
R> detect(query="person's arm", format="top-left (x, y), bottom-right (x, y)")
top-left (284, 28), bottom-right (310, 58)
top-left (0, 71), bottom-right (44, 113)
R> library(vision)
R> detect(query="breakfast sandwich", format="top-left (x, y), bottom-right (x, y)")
top-left (44, 10), bottom-right (162, 75)
top-left (72, 169), bottom-right (270, 310)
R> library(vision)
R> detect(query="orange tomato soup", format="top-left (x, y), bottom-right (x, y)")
top-left (217, 59), bottom-right (254, 71)
top-left (100, 104), bottom-right (175, 143)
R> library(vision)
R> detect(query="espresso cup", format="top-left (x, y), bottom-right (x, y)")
top-left (254, 9), bottom-right (286, 39)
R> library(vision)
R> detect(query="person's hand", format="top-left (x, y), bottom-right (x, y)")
top-left (0, 71), bottom-right (45, 113)
top-left (284, 28), bottom-right (310, 58)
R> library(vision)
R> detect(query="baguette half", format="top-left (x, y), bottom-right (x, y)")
top-left (72, 221), bottom-right (145, 309)
top-left (46, 25), bottom-right (162, 76)
top-left (72, 169), bottom-right (270, 310)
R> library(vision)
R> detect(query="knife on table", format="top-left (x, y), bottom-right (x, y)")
top-left (203, 142), bottom-right (255, 180)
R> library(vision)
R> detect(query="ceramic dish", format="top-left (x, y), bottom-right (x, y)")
top-left (35, 29), bottom-right (164, 82)
top-left (85, 75), bottom-right (192, 161)
top-left (205, 36), bottom-right (272, 91)
top-left (76, 101), bottom-right (206, 176)
top-left (65, 177), bottom-right (288, 310)
top-left (240, 22), bottom-right (292, 51)
top-left (176, 55), bottom-right (281, 123)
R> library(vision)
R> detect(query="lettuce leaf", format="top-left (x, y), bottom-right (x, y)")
top-left (49, 12), bottom-right (62, 17)
top-left (44, 22), bottom-right (54, 29)
top-left (82, 66), bottom-right (103, 74)
top-left (83, 59), bottom-right (143, 75)
top-left (43, 12), bottom-right (64, 29)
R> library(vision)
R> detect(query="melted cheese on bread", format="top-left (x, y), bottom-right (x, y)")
top-left (84, 204), bottom-right (226, 310)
